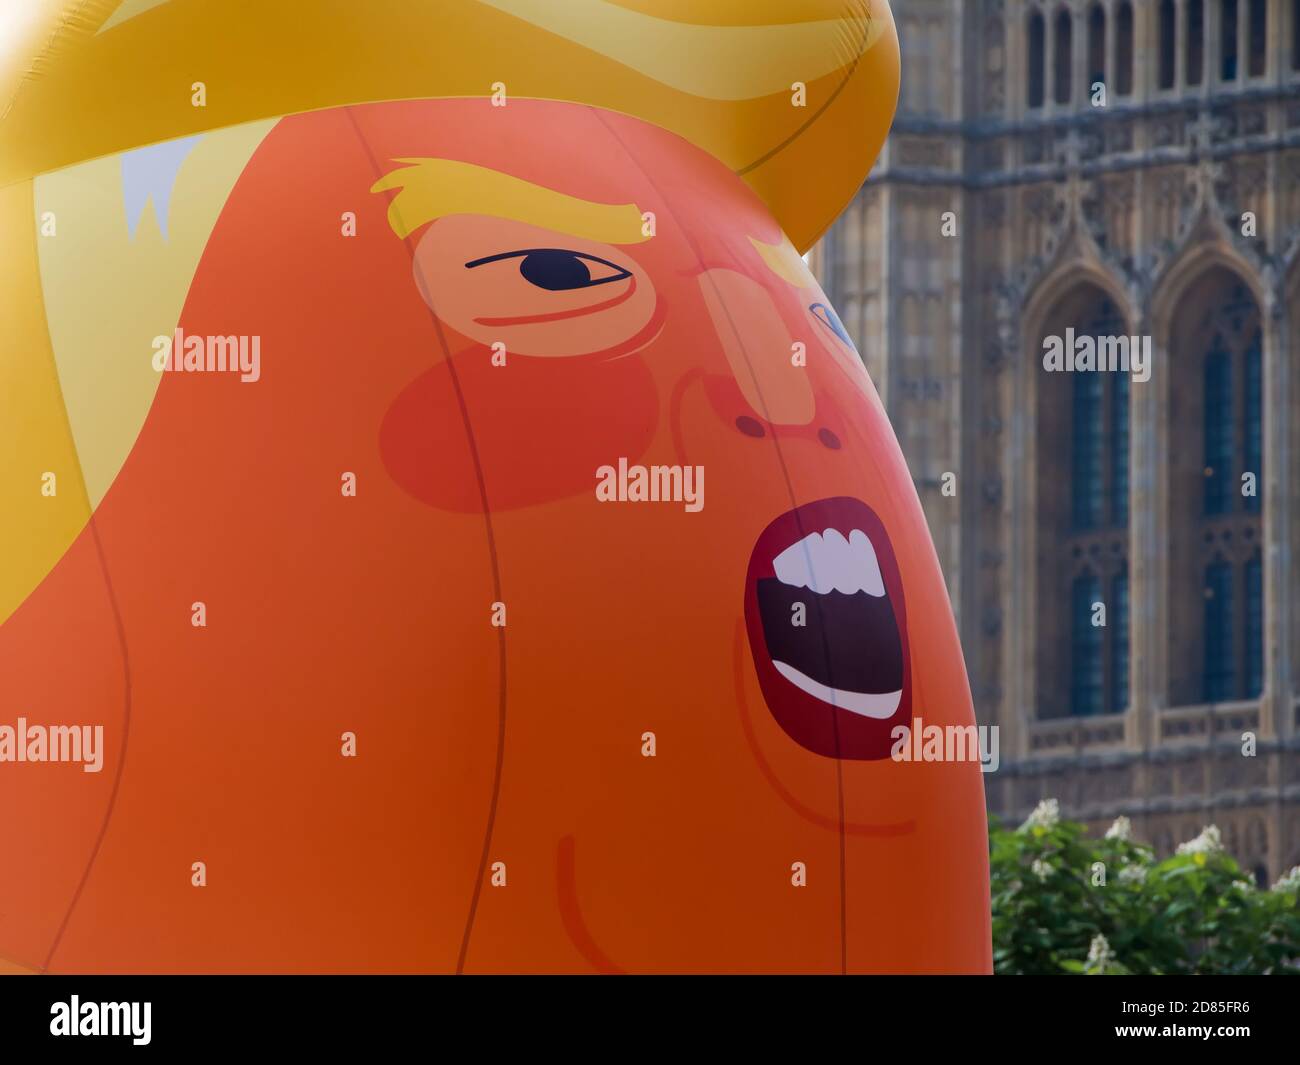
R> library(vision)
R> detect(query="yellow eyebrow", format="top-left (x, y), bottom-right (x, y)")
top-left (371, 158), bottom-right (649, 244)
top-left (747, 234), bottom-right (811, 288)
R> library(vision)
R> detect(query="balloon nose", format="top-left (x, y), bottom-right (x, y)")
top-left (696, 267), bottom-right (816, 427)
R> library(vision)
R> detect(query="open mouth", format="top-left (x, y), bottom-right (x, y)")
top-left (743, 497), bottom-right (910, 760)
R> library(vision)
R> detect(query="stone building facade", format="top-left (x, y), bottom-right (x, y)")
top-left (811, 0), bottom-right (1300, 880)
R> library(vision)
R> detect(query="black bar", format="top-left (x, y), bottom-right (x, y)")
top-left (0, 974), bottom-right (1291, 1051)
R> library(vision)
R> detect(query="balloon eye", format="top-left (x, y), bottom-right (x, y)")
top-left (735, 415), bottom-right (766, 438)
top-left (810, 302), bottom-right (853, 346)
top-left (818, 427), bottom-right (842, 450)
top-left (520, 250), bottom-right (590, 290)
top-left (465, 248), bottom-right (632, 291)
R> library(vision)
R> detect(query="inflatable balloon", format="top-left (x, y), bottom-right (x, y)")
top-left (0, 0), bottom-right (990, 973)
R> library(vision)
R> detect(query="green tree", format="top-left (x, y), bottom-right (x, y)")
top-left (990, 800), bottom-right (1300, 974)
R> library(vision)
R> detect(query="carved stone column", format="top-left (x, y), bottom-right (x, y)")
top-left (1265, 291), bottom-right (1295, 738)
top-left (1129, 306), bottom-right (1160, 750)
top-left (1006, 290), bottom-right (1032, 763)
top-left (1238, 0), bottom-right (1250, 83)
top-left (1207, 0), bottom-right (1222, 85)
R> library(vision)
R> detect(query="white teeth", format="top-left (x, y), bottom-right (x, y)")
top-left (848, 529), bottom-right (885, 597)
top-left (772, 527), bottom-right (886, 597)
top-left (772, 535), bottom-right (816, 591)
top-left (772, 661), bottom-right (902, 719)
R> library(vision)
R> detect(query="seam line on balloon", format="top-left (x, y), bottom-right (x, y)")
top-left (31, 167), bottom-right (134, 971)
top-left (343, 105), bottom-right (509, 976)
top-left (42, 518), bottom-right (133, 972)
top-left (591, 105), bottom-right (849, 974)
top-left (735, 11), bottom-right (874, 178)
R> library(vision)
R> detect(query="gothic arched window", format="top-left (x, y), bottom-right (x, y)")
top-left (1245, 552), bottom-right (1264, 697)
top-left (1187, 0), bottom-right (1206, 86)
top-left (1113, 373), bottom-right (1130, 526)
top-left (1054, 7), bottom-right (1073, 104)
top-left (1293, 0), bottom-right (1300, 70)
top-left (1028, 9), bottom-right (1046, 108)
top-left (1036, 289), bottom-right (1131, 720)
top-left (1244, 330), bottom-right (1262, 513)
top-left (1087, 3), bottom-right (1106, 94)
top-left (1071, 571), bottom-right (1105, 715)
top-left (1116, 2), bottom-right (1135, 94)
top-left (1111, 566), bottom-right (1130, 712)
top-left (1249, 0), bottom-right (1268, 76)
top-left (1158, 0), bottom-right (1177, 88)
top-left (1204, 557), bottom-right (1236, 700)
top-left (1167, 272), bottom-right (1265, 708)
top-left (1200, 308), bottom-right (1262, 517)
top-left (1070, 302), bottom-right (1129, 531)
top-left (1203, 337), bottom-right (1234, 514)
top-left (1072, 371), bottom-right (1105, 528)
top-left (1064, 562), bottom-right (1130, 716)
top-left (1222, 0), bottom-right (1240, 80)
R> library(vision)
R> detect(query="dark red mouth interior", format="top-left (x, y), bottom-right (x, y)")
top-left (743, 497), bottom-right (911, 760)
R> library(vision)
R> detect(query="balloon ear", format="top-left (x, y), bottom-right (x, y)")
top-left (0, 1), bottom-right (897, 252)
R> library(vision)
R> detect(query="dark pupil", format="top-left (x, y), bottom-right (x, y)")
top-left (519, 250), bottom-right (592, 291)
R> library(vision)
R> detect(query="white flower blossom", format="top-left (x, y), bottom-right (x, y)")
top-left (1031, 859), bottom-right (1053, 882)
top-left (1272, 866), bottom-right (1300, 894)
top-left (1175, 824), bottom-right (1223, 857)
top-left (1086, 934), bottom-right (1115, 972)
top-left (1104, 816), bottom-right (1132, 841)
top-left (1118, 863), bottom-right (1147, 885)
top-left (1020, 798), bottom-right (1060, 832)
top-left (1231, 879), bottom-right (1253, 893)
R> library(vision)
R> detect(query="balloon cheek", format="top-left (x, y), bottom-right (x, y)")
top-left (380, 348), bottom-right (660, 512)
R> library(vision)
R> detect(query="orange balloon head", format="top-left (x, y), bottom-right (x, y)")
top-left (0, 1), bottom-right (989, 976)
